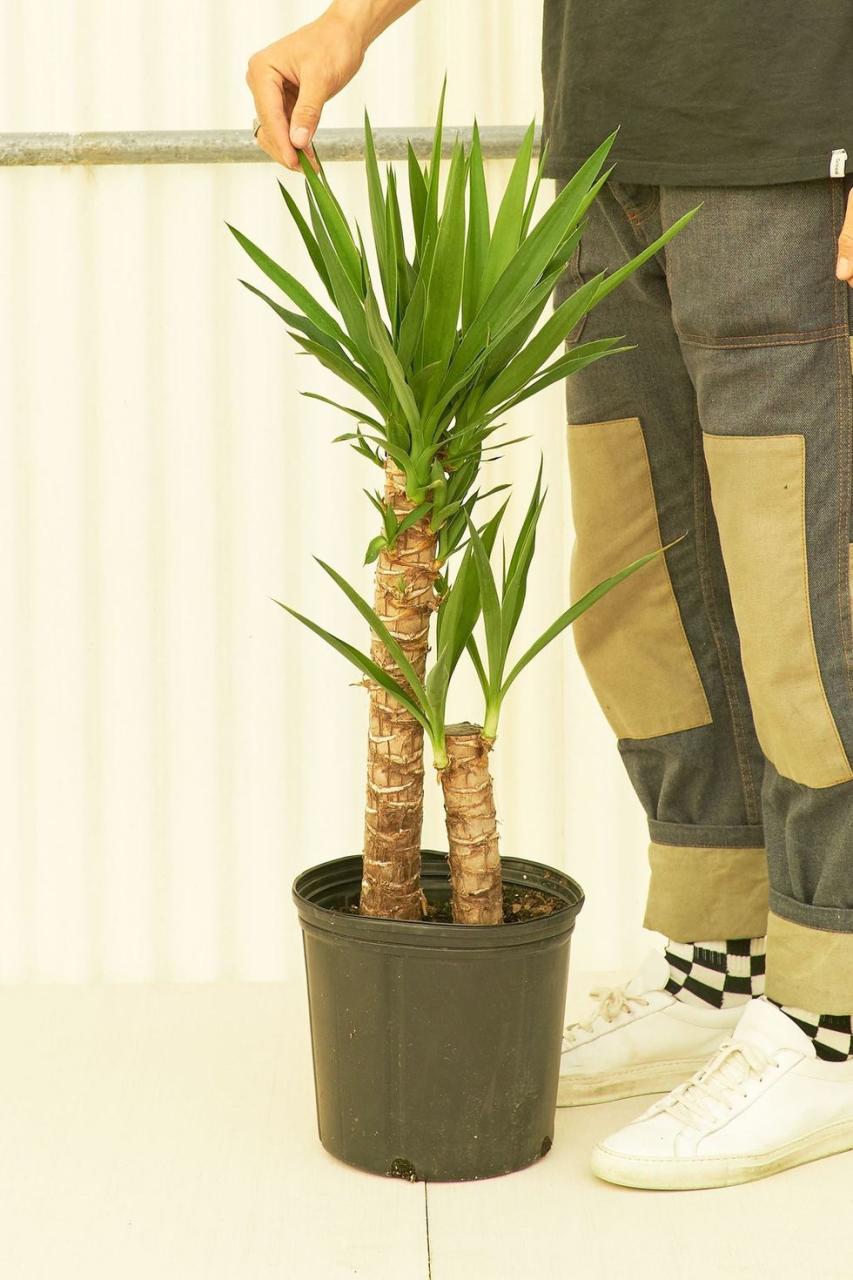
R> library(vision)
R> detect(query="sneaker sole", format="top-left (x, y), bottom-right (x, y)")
top-left (591, 1117), bottom-right (853, 1190)
top-left (557, 1058), bottom-right (710, 1107)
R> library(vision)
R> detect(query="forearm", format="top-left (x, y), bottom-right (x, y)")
top-left (327, 0), bottom-right (422, 47)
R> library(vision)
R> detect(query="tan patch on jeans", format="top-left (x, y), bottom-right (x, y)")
top-left (643, 843), bottom-right (769, 942)
top-left (766, 912), bottom-right (853, 1014)
top-left (567, 417), bottom-right (711, 740)
top-left (704, 433), bottom-right (852, 789)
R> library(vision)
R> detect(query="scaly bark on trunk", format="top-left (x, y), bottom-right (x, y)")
top-left (440, 723), bottom-right (503, 925)
top-left (359, 459), bottom-right (438, 919)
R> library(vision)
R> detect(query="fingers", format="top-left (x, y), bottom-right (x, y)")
top-left (288, 73), bottom-right (325, 153)
top-left (246, 56), bottom-right (299, 170)
top-left (836, 187), bottom-right (853, 284)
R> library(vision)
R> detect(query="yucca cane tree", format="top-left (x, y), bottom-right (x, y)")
top-left (281, 474), bottom-right (676, 923)
top-left (229, 88), bottom-right (697, 920)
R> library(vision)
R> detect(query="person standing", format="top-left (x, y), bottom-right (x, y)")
top-left (246, 0), bottom-right (853, 1190)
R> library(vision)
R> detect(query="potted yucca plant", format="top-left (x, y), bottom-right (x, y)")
top-left (229, 91), bottom-right (695, 1180)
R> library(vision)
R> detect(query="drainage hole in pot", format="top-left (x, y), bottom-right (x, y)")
top-left (540, 1136), bottom-right (553, 1158)
top-left (387, 1157), bottom-right (419, 1182)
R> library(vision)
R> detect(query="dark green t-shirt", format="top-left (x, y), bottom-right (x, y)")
top-left (542, 0), bottom-right (853, 186)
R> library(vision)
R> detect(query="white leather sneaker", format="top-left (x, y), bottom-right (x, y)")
top-left (591, 997), bottom-right (853, 1190)
top-left (559, 950), bottom-right (741, 1106)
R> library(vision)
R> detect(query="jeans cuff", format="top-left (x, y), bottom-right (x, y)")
top-left (648, 818), bottom-right (765, 849)
top-left (768, 889), bottom-right (853, 935)
top-left (766, 904), bottom-right (853, 1013)
top-left (643, 841), bottom-right (769, 942)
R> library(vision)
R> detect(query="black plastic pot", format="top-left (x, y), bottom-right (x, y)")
top-left (293, 850), bottom-right (584, 1182)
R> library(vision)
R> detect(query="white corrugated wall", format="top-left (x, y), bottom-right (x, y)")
top-left (0, 0), bottom-right (651, 982)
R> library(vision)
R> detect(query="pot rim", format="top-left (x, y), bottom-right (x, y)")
top-left (292, 849), bottom-right (584, 951)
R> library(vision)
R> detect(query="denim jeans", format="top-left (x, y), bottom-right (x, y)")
top-left (558, 176), bottom-right (853, 1012)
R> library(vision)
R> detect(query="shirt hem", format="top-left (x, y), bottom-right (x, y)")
top-left (543, 150), bottom-right (848, 188)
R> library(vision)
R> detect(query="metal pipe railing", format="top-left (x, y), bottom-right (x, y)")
top-left (0, 125), bottom-right (540, 167)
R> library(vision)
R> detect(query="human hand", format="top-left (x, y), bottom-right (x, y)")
top-left (246, 7), bottom-right (367, 170)
top-left (836, 186), bottom-right (853, 284)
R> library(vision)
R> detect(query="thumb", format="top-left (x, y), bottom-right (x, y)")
top-left (290, 75), bottom-right (326, 150)
top-left (836, 191), bottom-right (853, 280)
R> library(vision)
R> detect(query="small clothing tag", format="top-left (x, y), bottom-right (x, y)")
top-left (831, 148), bottom-right (848, 177)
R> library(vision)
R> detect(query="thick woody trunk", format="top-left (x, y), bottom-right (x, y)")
top-left (359, 459), bottom-right (438, 919)
top-left (439, 723), bottom-right (503, 925)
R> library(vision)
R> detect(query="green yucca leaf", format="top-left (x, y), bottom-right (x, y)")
top-left (381, 188), bottom-right (400, 329)
top-left (479, 264), bottom-right (567, 382)
top-left (363, 113), bottom-right (388, 262)
top-left (277, 180), bottom-right (335, 301)
top-left (276, 598), bottom-right (431, 731)
top-left (445, 132), bottom-right (616, 385)
top-left (364, 290), bottom-right (421, 434)
top-left (313, 557), bottom-right (431, 707)
top-left (363, 489), bottom-right (387, 519)
top-left (475, 273), bottom-right (607, 414)
top-left (422, 140), bottom-right (467, 378)
top-left (382, 504), bottom-right (397, 541)
top-left (407, 140), bottom-right (429, 258)
top-left (493, 338), bottom-right (630, 416)
top-left (423, 79), bottom-right (448, 251)
top-left (397, 273), bottom-right (427, 372)
top-left (301, 392), bottom-right (384, 433)
top-left (462, 121), bottom-right (490, 329)
top-left (298, 151), bottom-right (363, 293)
top-left (500, 543), bottom-right (676, 698)
top-left (386, 169), bottom-right (414, 312)
top-left (500, 492), bottom-right (546, 658)
top-left (365, 535), bottom-right (387, 564)
top-left (396, 501), bottom-right (432, 538)
top-left (307, 205), bottom-right (387, 390)
top-left (239, 279), bottom-right (348, 360)
top-left (428, 502), bottom-right (506, 720)
top-left (227, 223), bottom-right (352, 351)
top-left (521, 145), bottom-right (547, 240)
top-left (466, 632), bottom-right (489, 699)
top-left (466, 515), bottom-right (503, 696)
top-left (592, 204), bottom-right (701, 306)
top-left (478, 120), bottom-right (536, 301)
top-left (288, 332), bottom-right (387, 414)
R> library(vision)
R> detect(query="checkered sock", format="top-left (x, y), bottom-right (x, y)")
top-left (664, 938), bottom-right (766, 1010)
top-left (768, 1000), bottom-right (853, 1062)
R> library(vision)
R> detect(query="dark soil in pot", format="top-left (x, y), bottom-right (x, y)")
top-left (293, 850), bottom-right (584, 1182)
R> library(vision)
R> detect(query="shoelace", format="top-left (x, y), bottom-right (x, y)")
top-left (562, 985), bottom-right (650, 1049)
top-left (654, 1038), bottom-right (773, 1130)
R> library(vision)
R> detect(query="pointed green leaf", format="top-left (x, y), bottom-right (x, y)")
top-left (423, 78), bottom-right (447, 249)
top-left (301, 392), bottom-right (384, 433)
top-left (364, 289), bottom-right (421, 435)
top-left (422, 140), bottom-right (467, 379)
top-left (314, 558), bottom-right (432, 709)
top-left (277, 180), bottom-right (334, 300)
top-left (479, 120), bottom-right (535, 300)
top-left (298, 151), bottom-right (363, 292)
top-left (277, 599), bottom-right (431, 731)
top-left (475, 272), bottom-right (606, 413)
top-left (227, 222), bottom-right (351, 350)
top-left (592, 205), bottom-right (701, 306)
top-left (462, 120), bottom-right (490, 329)
top-left (501, 543), bottom-right (675, 695)
top-left (407, 140), bottom-right (429, 258)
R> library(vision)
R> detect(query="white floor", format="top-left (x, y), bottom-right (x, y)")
top-left (4, 976), bottom-right (853, 1280)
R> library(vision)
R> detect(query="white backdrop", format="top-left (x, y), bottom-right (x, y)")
top-left (0, 0), bottom-right (653, 982)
